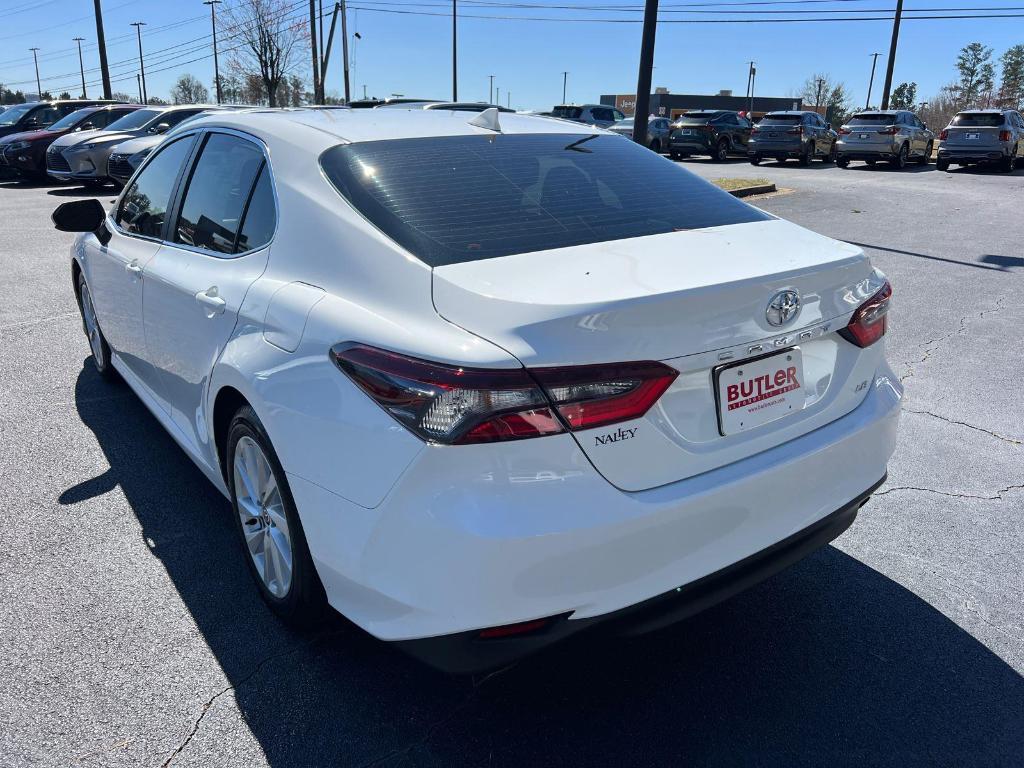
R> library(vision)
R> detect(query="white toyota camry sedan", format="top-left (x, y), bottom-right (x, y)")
top-left (53, 107), bottom-right (901, 672)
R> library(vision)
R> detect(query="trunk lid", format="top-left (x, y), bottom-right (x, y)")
top-left (944, 125), bottom-right (1004, 148)
top-left (433, 218), bottom-right (884, 491)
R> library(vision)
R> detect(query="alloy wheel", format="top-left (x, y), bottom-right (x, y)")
top-left (233, 435), bottom-right (293, 598)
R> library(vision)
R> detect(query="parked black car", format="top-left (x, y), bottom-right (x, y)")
top-left (0, 99), bottom-right (117, 140)
top-left (749, 111), bottom-right (837, 165)
top-left (668, 111), bottom-right (752, 161)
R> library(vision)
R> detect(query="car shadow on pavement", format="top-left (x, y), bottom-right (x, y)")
top-left (66, 363), bottom-right (1024, 767)
top-left (45, 187), bottom-right (112, 198)
top-left (839, 163), bottom-right (935, 173)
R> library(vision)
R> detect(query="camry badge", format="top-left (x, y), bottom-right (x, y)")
top-left (766, 290), bottom-right (801, 327)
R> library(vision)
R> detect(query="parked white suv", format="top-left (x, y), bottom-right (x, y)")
top-left (54, 108), bottom-right (902, 672)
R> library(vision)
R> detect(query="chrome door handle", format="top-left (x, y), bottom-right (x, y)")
top-left (195, 287), bottom-right (226, 315)
top-left (125, 261), bottom-right (143, 276)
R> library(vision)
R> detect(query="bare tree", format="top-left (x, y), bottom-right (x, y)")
top-left (223, 0), bottom-right (309, 108)
top-left (170, 74), bottom-right (210, 105)
top-left (799, 73), bottom-right (854, 124)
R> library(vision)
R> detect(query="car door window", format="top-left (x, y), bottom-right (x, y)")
top-left (116, 136), bottom-right (194, 239)
top-left (30, 106), bottom-right (60, 127)
top-left (163, 109), bottom-right (203, 129)
top-left (234, 166), bottom-right (276, 253)
top-left (173, 133), bottom-right (265, 255)
top-left (613, 110), bottom-right (625, 121)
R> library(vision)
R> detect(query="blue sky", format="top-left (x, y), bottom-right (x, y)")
top-left (1, 0), bottom-right (1022, 111)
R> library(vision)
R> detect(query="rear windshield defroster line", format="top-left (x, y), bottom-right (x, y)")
top-left (319, 133), bottom-right (769, 267)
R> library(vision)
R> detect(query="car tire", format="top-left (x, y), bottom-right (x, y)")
top-left (76, 272), bottom-right (116, 380)
top-left (798, 143), bottom-right (813, 166)
top-left (1000, 149), bottom-right (1016, 173)
top-left (714, 138), bottom-right (729, 162)
top-left (82, 179), bottom-right (105, 190)
top-left (669, 149), bottom-right (680, 160)
top-left (865, 158), bottom-right (876, 167)
top-left (649, 139), bottom-right (661, 153)
top-left (891, 143), bottom-right (909, 169)
top-left (227, 405), bottom-right (327, 626)
top-left (826, 143), bottom-right (837, 164)
top-left (936, 158), bottom-right (950, 171)
top-left (749, 155), bottom-right (762, 166)
top-left (836, 156), bottom-right (850, 168)
top-left (918, 142), bottom-right (932, 166)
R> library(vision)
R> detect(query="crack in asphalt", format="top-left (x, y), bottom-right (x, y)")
top-left (899, 296), bottom-right (1007, 383)
top-left (875, 484), bottom-right (1024, 501)
top-left (160, 631), bottom-right (348, 767)
top-left (903, 408), bottom-right (1023, 445)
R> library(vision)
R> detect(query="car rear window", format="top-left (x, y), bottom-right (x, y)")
top-left (951, 113), bottom-right (1004, 127)
top-left (759, 114), bottom-right (801, 125)
top-left (676, 112), bottom-right (720, 123)
top-left (320, 133), bottom-right (769, 267)
top-left (848, 113), bottom-right (898, 125)
top-left (552, 106), bottom-right (583, 119)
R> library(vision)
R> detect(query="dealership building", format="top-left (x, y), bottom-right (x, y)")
top-left (601, 89), bottom-right (802, 120)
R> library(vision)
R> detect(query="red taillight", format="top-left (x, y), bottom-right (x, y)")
top-left (787, 125), bottom-right (803, 135)
top-left (877, 126), bottom-right (898, 135)
top-left (331, 346), bottom-right (678, 444)
top-left (532, 362), bottom-right (679, 431)
top-left (999, 129), bottom-right (1011, 141)
top-left (838, 127), bottom-right (851, 135)
top-left (751, 125), bottom-right (760, 134)
top-left (838, 280), bottom-right (892, 348)
top-left (939, 129), bottom-right (949, 140)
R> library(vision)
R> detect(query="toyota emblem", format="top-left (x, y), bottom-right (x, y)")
top-left (766, 290), bottom-right (801, 327)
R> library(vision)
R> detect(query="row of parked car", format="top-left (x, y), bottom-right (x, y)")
top-left (549, 102), bottom-right (1024, 173)
top-left (0, 98), bottom-right (245, 188)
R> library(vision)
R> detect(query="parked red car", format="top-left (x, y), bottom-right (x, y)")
top-left (0, 104), bottom-right (139, 180)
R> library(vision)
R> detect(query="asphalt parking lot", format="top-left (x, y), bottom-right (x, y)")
top-left (2, 159), bottom-right (1022, 767)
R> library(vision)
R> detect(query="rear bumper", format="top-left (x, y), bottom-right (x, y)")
top-left (669, 135), bottom-right (714, 153)
top-left (748, 141), bottom-right (802, 158)
top-left (289, 364), bottom-right (902, 671)
top-left (397, 474), bottom-right (882, 674)
top-left (937, 146), bottom-right (1007, 162)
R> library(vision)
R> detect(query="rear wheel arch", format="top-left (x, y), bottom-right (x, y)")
top-left (213, 385), bottom-right (252, 485)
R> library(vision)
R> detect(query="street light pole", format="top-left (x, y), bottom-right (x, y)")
top-left (308, 0), bottom-right (320, 104)
top-left (130, 22), bottom-right (147, 104)
top-left (880, 0), bottom-right (903, 110)
top-left (203, 1), bottom-right (222, 104)
top-left (488, 74), bottom-right (494, 104)
top-left (73, 38), bottom-right (87, 98)
top-left (29, 48), bottom-right (42, 98)
top-left (451, 0), bottom-right (457, 100)
top-left (561, 71), bottom-right (568, 103)
top-left (93, 0), bottom-right (112, 99)
top-left (865, 52), bottom-right (881, 109)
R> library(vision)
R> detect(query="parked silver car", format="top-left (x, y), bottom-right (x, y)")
top-left (550, 104), bottom-right (625, 129)
top-left (47, 104), bottom-right (213, 187)
top-left (836, 110), bottom-right (934, 169)
top-left (936, 109), bottom-right (1023, 172)
top-left (608, 116), bottom-right (672, 152)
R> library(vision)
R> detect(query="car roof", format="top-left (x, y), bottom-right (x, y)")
top-left (765, 110), bottom-right (815, 116)
top-left (955, 108), bottom-right (1007, 113)
top-left (854, 110), bottom-right (902, 114)
top-left (175, 107), bottom-right (604, 147)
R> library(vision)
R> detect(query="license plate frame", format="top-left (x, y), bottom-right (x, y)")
top-left (714, 348), bottom-right (805, 436)
top-left (859, 133), bottom-right (870, 139)
top-left (967, 132), bottom-right (980, 140)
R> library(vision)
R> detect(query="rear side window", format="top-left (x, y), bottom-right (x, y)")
top-left (552, 106), bottom-right (583, 119)
top-left (116, 136), bottom-right (194, 239)
top-left (320, 133), bottom-right (769, 267)
top-left (235, 166), bottom-right (276, 253)
top-left (952, 113), bottom-right (1004, 127)
top-left (173, 133), bottom-right (265, 255)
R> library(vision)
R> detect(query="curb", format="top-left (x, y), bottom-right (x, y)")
top-left (727, 183), bottom-right (777, 198)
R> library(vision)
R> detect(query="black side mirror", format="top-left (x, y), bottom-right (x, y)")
top-left (52, 198), bottom-right (106, 233)
top-left (80, 122), bottom-right (95, 130)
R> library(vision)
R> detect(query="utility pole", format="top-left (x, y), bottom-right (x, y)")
top-left (750, 63), bottom-right (757, 115)
top-left (131, 22), bottom-right (147, 104)
top-left (362, 84), bottom-right (367, 99)
top-left (308, 0), bottom-right (321, 104)
top-left (204, 1), bottom-right (222, 104)
top-left (631, 0), bottom-right (659, 145)
top-left (136, 73), bottom-right (143, 104)
top-left (561, 71), bottom-right (568, 103)
top-left (865, 53), bottom-right (881, 109)
top-left (73, 38), bottom-right (87, 98)
top-left (495, 86), bottom-right (499, 106)
top-left (451, 0), bottom-right (457, 100)
top-left (29, 48), bottom-right (42, 98)
top-left (814, 77), bottom-right (825, 112)
top-left (93, 0), bottom-right (112, 99)
top-left (880, 0), bottom-right (903, 110)
top-left (340, 0), bottom-right (351, 103)
top-left (507, 91), bottom-right (510, 109)
top-left (488, 74), bottom-right (494, 104)
top-left (745, 61), bottom-right (755, 115)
